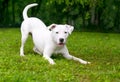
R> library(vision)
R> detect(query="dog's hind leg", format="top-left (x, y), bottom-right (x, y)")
top-left (20, 32), bottom-right (29, 56)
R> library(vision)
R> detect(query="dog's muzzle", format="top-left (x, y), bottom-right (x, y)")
top-left (60, 38), bottom-right (64, 43)
top-left (58, 38), bottom-right (65, 46)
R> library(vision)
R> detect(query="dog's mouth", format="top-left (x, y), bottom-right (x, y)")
top-left (58, 43), bottom-right (65, 46)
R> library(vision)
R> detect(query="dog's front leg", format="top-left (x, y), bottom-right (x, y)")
top-left (33, 47), bottom-right (42, 55)
top-left (61, 46), bottom-right (90, 64)
top-left (43, 47), bottom-right (55, 65)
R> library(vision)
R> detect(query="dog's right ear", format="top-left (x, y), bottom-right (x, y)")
top-left (48, 24), bottom-right (56, 31)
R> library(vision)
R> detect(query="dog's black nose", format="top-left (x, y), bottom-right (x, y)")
top-left (59, 38), bottom-right (64, 43)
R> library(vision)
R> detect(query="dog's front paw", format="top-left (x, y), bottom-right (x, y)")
top-left (81, 60), bottom-right (91, 64)
top-left (87, 62), bottom-right (91, 64)
top-left (44, 56), bottom-right (56, 65)
top-left (49, 60), bottom-right (56, 65)
top-left (20, 54), bottom-right (25, 56)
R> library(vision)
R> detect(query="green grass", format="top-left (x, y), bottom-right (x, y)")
top-left (0, 28), bottom-right (120, 82)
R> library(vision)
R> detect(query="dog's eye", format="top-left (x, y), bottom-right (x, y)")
top-left (56, 32), bottom-right (59, 34)
top-left (64, 32), bottom-right (67, 34)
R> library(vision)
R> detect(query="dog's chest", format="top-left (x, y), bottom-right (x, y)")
top-left (53, 46), bottom-right (65, 54)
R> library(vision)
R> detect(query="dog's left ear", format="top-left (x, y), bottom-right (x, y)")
top-left (65, 24), bottom-right (74, 34)
top-left (48, 24), bottom-right (56, 31)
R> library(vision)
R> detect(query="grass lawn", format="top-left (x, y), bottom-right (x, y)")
top-left (0, 28), bottom-right (120, 82)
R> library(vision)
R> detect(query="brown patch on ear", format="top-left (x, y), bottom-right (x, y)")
top-left (51, 25), bottom-right (56, 29)
top-left (48, 24), bottom-right (56, 31)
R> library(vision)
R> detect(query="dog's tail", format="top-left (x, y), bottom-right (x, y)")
top-left (23, 3), bottom-right (38, 20)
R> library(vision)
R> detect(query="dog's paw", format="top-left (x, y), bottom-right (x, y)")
top-left (20, 54), bottom-right (25, 56)
top-left (81, 61), bottom-right (91, 64)
top-left (49, 60), bottom-right (56, 65)
top-left (87, 62), bottom-right (91, 64)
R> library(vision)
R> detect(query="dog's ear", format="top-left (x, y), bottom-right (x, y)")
top-left (65, 24), bottom-right (74, 34)
top-left (48, 24), bottom-right (56, 31)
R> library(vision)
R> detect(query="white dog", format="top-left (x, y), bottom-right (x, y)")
top-left (20, 3), bottom-right (90, 65)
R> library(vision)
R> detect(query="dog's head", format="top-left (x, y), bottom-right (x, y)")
top-left (48, 24), bottom-right (74, 46)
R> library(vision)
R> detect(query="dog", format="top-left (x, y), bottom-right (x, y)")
top-left (20, 3), bottom-right (90, 65)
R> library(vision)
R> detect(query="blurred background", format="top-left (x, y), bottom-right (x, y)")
top-left (0, 0), bottom-right (120, 32)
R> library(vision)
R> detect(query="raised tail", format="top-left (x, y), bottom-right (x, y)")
top-left (23, 3), bottom-right (38, 20)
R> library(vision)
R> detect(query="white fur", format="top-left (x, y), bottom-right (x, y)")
top-left (20, 3), bottom-right (90, 65)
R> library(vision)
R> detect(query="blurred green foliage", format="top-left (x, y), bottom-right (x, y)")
top-left (0, 0), bottom-right (120, 32)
